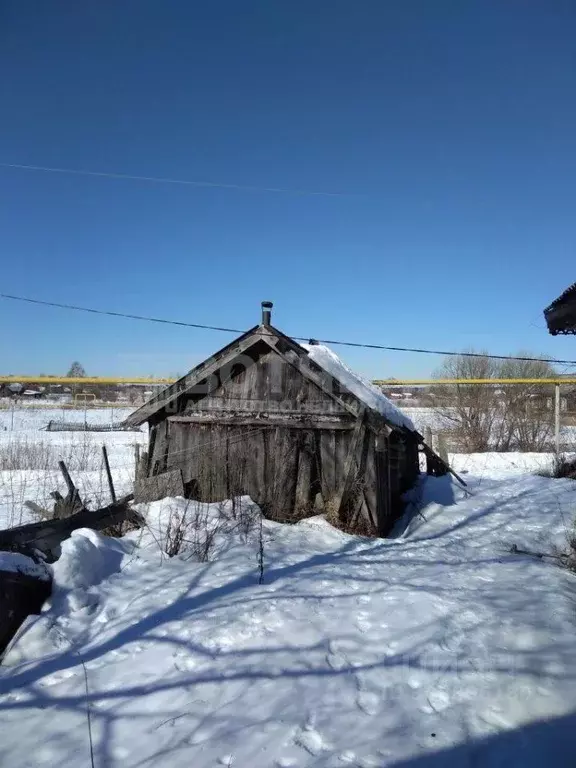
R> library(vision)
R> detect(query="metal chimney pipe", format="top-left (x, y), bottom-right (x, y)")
top-left (261, 301), bottom-right (273, 325)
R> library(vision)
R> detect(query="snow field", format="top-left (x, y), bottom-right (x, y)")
top-left (1, 464), bottom-right (576, 766)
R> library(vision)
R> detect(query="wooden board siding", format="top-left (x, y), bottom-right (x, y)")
top-left (164, 422), bottom-right (299, 519)
top-left (182, 348), bottom-right (351, 417)
top-left (295, 431), bottom-right (315, 511)
top-left (375, 435), bottom-right (392, 536)
top-left (143, 343), bottom-right (420, 535)
top-left (362, 430), bottom-right (378, 526)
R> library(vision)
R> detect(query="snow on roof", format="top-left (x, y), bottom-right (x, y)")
top-left (303, 344), bottom-right (415, 431)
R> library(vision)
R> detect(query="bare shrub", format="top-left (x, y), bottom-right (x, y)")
top-left (433, 352), bottom-right (500, 452)
top-left (216, 496), bottom-right (261, 540)
top-left (497, 356), bottom-right (555, 452)
top-left (433, 351), bottom-right (556, 453)
top-left (161, 500), bottom-right (223, 561)
top-left (564, 532), bottom-right (576, 574)
top-left (550, 522), bottom-right (576, 575)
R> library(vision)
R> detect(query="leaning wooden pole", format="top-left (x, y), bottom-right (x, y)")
top-left (555, 383), bottom-right (561, 455)
top-left (102, 445), bottom-right (117, 503)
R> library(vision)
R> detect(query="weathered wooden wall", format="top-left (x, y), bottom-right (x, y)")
top-left (146, 346), bottom-right (420, 532)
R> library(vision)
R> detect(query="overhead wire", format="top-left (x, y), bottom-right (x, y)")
top-left (0, 161), bottom-right (354, 198)
top-left (0, 292), bottom-right (571, 366)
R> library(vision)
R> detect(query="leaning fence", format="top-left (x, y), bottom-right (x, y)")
top-left (45, 420), bottom-right (140, 433)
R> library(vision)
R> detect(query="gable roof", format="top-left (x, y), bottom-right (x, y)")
top-left (124, 323), bottom-right (417, 433)
top-left (544, 283), bottom-right (576, 335)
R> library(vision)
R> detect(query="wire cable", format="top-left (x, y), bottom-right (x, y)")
top-left (0, 292), bottom-right (572, 366)
top-left (0, 162), bottom-right (353, 198)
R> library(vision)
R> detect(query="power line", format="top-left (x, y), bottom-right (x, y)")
top-left (1, 292), bottom-right (573, 366)
top-left (0, 293), bottom-right (243, 334)
top-left (0, 161), bottom-right (354, 198)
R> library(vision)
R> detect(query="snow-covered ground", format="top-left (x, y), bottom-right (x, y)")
top-left (0, 408), bottom-right (145, 529)
top-left (1, 456), bottom-right (576, 766)
top-left (0, 406), bottom-right (135, 432)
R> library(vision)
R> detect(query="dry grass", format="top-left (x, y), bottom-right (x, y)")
top-left (0, 436), bottom-right (101, 472)
top-left (0, 436), bottom-right (118, 529)
top-left (564, 533), bottom-right (576, 574)
top-left (160, 498), bottom-right (262, 561)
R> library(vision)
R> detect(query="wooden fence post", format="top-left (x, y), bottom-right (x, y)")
top-left (437, 433), bottom-right (449, 465)
top-left (555, 383), bottom-right (561, 455)
top-left (134, 443), bottom-right (141, 481)
top-left (102, 445), bottom-right (116, 503)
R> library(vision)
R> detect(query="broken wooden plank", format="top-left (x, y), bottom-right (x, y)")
top-left (0, 495), bottom-right (140, 563)
top-left (422, 443), bottom-right (467, 487)
top-left (56, 461), bottom-right (84, 518)
top-left (23, 500), bottom-right (51, 519)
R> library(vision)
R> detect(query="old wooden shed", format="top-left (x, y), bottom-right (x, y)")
top-left (125, 302), bottom-right (423, 536)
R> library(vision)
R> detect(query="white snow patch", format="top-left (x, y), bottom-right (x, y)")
top-left (0, 551), bottom-right (50, 580)
top-left (304, 344), bottom-right (415, 431)
top-left (50, 528), bottom-right (133, 595)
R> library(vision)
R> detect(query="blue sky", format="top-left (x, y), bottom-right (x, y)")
top-left (0, 1), bottom-right (574, 379)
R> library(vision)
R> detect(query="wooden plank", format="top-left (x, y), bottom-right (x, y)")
top-left (269, 351), bottom-right (284, 400)
top-left (58, 460), bottom-right (76, 497)
top-left (250, 428), bottom-right (267, 506)
top-left (134, 469), bottom-right (184, 503)
top-left (362, 431), bottom-right (378, 526)
top-left (333, 414), bottom-right (366, 515)
top-left (180, 405), bottom-right (350, 417)
top-left (168, 415), bottom-right (355, 429)
top-left (422, 443), bottom-right (467, 486)
top-left (271, 345), bottom-right (361, 418)
top-left (55, 461), bottom-right (83, 518)
top-left (320, 430), bottom-right (337, 502)
top-left (295, 431), bottom-right (314, 511)
top-left (374, 434), bottom-right (392, 536)
top-left (0, 496), bottom-right (140, 563)
top-left (134, 443), bottom-right (141, 480)
top-left (147, 424), bottom-right (158, 475)
top-left (276, 428), bottom-right (298, 519)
